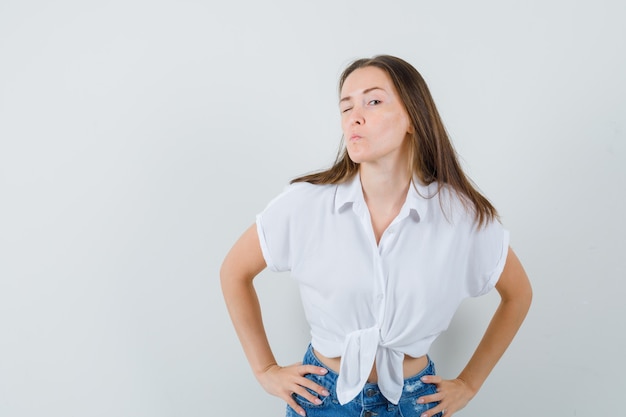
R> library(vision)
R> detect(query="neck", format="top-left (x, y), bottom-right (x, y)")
top-left (359, 161), bottom-right (412, 213)
top-left (358, 161), bottom-right (412, 245)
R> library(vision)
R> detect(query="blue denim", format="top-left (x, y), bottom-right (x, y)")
top-left (286, 344), bottom-right (441, 417)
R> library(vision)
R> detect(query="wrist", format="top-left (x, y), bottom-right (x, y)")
top-left (455, 376), bottom-right (480, 398)
top-left (254, 362), bottom-right (279, 379)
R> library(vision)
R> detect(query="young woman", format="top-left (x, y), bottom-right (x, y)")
top-left (221, 55), bottom-right (532, 417)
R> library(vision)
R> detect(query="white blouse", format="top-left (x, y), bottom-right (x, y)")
top-left (256, 173), bottom-right (509, 405)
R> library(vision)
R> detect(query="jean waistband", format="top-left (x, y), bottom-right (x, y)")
top-left (303, 344), bottom-right (436, 405)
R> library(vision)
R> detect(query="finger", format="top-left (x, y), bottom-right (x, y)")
top-left (420, 375), bottom-right (442, 384)
top-left (300, 364), bottom-right (329, 376)
top-left (419, 405), bottom-right (449, 417)
top-left (299, 375), bottom-right (330, 397)
top-left (432, 405), bottom-right (453, 417)
top-left (416, 391), bottom-right (443, 405)
top-left (292, 384), bottom-right (324, 406)
top-left (286, 398), bottom-right (306, 417)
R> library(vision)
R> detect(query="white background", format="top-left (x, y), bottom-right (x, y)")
top-left (1, 1), bottom-right (624, 416)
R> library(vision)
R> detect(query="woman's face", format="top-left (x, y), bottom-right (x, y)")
top-left (339, 66), bottom-right (413, 167)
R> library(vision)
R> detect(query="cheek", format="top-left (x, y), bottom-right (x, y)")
top-left (382, 114), bottom-right (408, 135)
top-left (392, 114), bottom-right (412, 136)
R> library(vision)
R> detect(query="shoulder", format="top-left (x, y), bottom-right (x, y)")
top-left (425, 184), bottom-right (473, 223)
top-left (422, 183), bottom-right (501, 236)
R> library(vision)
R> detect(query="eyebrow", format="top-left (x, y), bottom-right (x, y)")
top-left (339, 86), bottom-right (386, 104)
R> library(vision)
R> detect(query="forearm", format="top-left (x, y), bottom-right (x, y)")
top-left (221, 276), bottom-right (278, 377)
top-left (220, 224), bottom-right (276, 378)
top-left (457, 295), bottom-right (531, 395)
top-left (456, 247), bottom-right (532, 395)
top-left (222, 265), bottom-right (331, 415)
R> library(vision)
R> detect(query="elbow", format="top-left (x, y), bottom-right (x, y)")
top-left (520, 272), bottom-right (533, 312)
top-left (508, 277), bottom-right (533, 320)
top-left (219, 259), bottom-right (235, 295)
top-left (219, 254), bottom-right (236, 295)
top-left (497, 272), bottom-right (533, 321)
top-left (524, 282), bottom-right (533, 316)
top-left (525, 282), bottom-right (533, 308)
top-left (219, 254), bottom-right (260, 297)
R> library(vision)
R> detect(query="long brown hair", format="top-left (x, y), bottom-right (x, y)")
top-left (292, 55), bottom-right (498, 226)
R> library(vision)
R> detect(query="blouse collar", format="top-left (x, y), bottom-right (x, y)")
top-left (334, 172), bottom-right (435, 223)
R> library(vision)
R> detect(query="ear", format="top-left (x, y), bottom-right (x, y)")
top-left (408, 124), bottom-right (415, 134)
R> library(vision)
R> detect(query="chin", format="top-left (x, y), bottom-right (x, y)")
top-left (346, 150), bottom-right (367, 164)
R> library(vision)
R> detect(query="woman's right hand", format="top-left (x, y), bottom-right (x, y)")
top-left (257, 362), bottom-right (330, 416)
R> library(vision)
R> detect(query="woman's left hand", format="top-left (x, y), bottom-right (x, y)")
top-left (415, 375), bottom-right (475, 417)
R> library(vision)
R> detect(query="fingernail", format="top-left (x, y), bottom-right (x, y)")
top-left (314, 398), bottom-right (322, 405)
top-left (420, 376), bottom-right (428, 382)
top-left (299, 411), bottom-right (306, 416)
top-left (322, 389), bottom-right (330, 396)
top-left (417, 398), bottom-right (424, 404)
top-left (320, 368), bottom-right (328, 374)
top-left (421, 414), bottom-right (428, 417)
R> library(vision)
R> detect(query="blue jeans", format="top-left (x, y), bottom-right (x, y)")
top-left (286, 344), bottom-right (441, 417)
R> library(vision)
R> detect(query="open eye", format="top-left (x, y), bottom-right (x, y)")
top-left (368, 99), bottom-right (381, 106)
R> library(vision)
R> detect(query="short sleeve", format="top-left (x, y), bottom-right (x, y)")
top-left (466, 220), bottom-right (510, 297)
top-left (256, 184), bottom-right (306, 272)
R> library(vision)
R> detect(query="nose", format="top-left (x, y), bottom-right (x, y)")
top-left (349, 106), bottom-right (364, 125)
